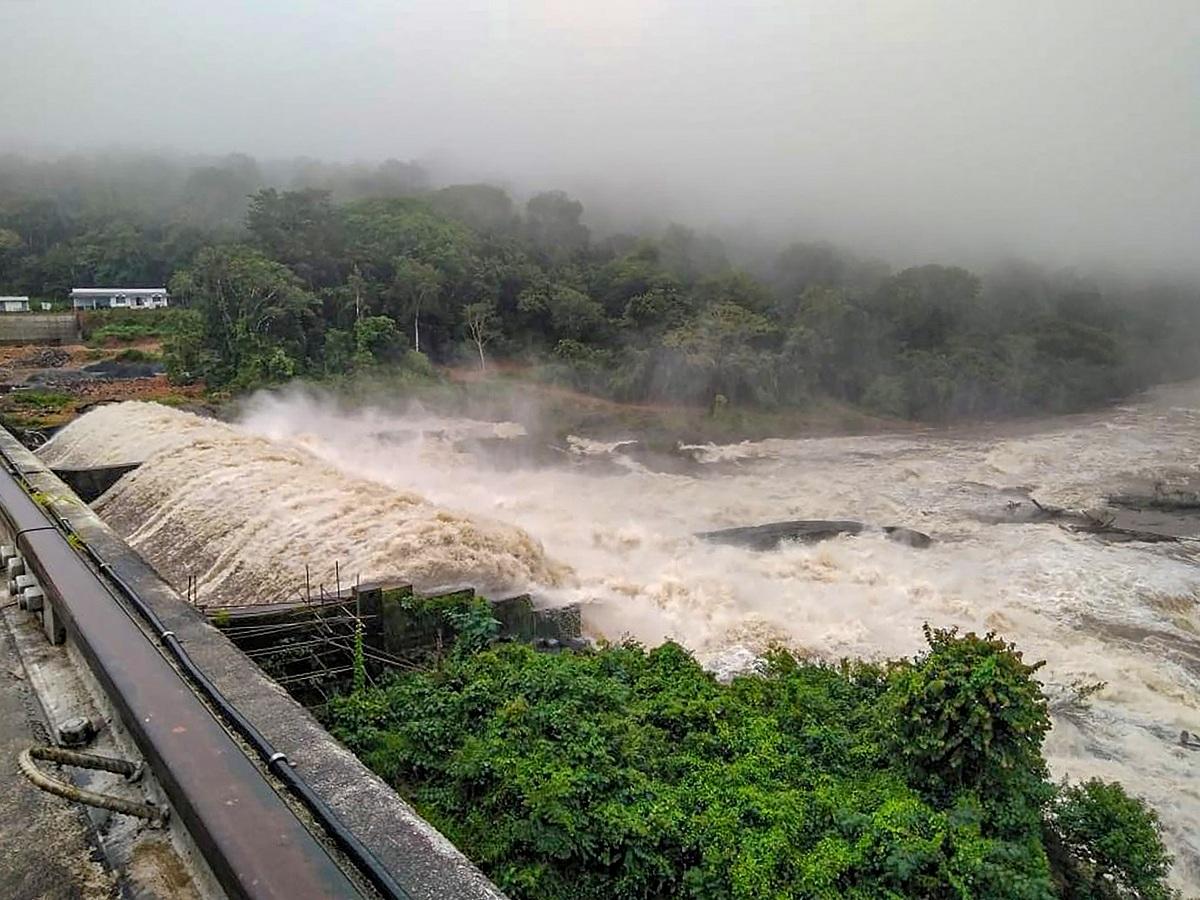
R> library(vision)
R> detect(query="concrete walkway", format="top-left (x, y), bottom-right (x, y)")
top-left (0, 607), bottom-right (115, 900)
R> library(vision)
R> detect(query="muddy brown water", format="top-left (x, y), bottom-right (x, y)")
top-left (41, 382), bottom-right (1200, 892)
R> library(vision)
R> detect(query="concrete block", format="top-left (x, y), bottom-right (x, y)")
top-left (16, 574), bottom-right (40, 610)
top-left (23, 587), bottom-right (44, 612)
top-left (492, 594), bottom-right (582, 642)
top-left (51, 463), bottom-right (140, 504)
top-left (43, 600), bottom-right (66, 645)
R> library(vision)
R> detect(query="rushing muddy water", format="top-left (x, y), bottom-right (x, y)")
top-left (40, 385), bottom-right (1200, 890)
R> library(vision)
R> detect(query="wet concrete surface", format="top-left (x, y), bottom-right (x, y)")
top-left (0, 606), bottom-right (115, 900)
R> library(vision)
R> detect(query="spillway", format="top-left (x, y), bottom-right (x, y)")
top-left (41, 402), bottom-right (563, 606)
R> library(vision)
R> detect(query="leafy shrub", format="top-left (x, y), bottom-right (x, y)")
top-left (162, 309), bottom-right (206, 384)
top-left (1046, 780), bottom-right (1178, 899)
top-left (82, 308), bottom-right (188, 346)
top-left (326, 629), bottom-right (1178, 899)
top-left (888, 627), bottom-right (1050, 803)
top-left (353, 315), bottom-right (408, 365)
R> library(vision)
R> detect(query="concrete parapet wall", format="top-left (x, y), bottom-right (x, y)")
top-left (0, 313), bottom-right (79, 345)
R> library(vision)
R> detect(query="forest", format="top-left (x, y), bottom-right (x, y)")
top-left (2, 151), bottom-right (1198, 420)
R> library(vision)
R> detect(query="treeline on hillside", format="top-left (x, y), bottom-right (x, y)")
top-left (2, 152), bottom-right (1198, 419)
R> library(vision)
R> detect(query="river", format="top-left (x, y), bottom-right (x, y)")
top-left (40, 382), bottom-right (1200, 890)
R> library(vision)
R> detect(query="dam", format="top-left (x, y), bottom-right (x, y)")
top-left (18, 384), bottom-right (1200, 894)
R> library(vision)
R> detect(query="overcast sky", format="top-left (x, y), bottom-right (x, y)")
top-left (2, 0), bottom-right (1197, 271)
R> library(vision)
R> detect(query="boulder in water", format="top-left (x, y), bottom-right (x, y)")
top-left (697, 520), bottom-right (931, 550)
top-left (883, 525), bottom-right (933, 548)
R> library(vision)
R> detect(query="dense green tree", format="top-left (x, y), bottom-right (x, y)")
top-left (658, 223), bottom-right (729, 282)
top-left (1047, 780), bottom-right (1177, 900)
top-left (773, 241), bottom-right (889, 314)
top-left (429, 184), bottom-right (517, 234)
top-left (352, 315), bottom-right (408, 366)
top-left (518, 282), bottom-right (607, 343)
top-left (694, 269), bottom-right (775, 315)
top-left (872, 265), bottom-right (983, 351)
top-left (661, 302), bottom-right (777, 404)
top-left (343, 197), bottom-right (472, 279)
top-left (161, 309), bottom-right (207, 385)
top-left (167, 244), bottom-right (318, 387)
top-left (591, 243), bottom-right (681, 316)
top-left (246, 188), bottom-right (344, 289)
top-left (389, 257), bottom-right (443, 352)
top-left (785, 285), bottom-right (877, 398)
top-left (178, 154), bottom-right (263, 228)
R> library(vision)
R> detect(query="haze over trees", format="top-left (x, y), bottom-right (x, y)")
top-left (1, 151), bottom-right (1199, 419)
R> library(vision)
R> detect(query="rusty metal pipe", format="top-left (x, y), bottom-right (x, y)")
top-left (19, 746), bottom-right (168, 827)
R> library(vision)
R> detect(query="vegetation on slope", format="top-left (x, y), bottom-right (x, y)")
top-left (3, 154), bottom-right (1199, 418)
top-left (80, 308), bottom-right (189, 346)
top-left (328, 627), bottom-right (1178, 899)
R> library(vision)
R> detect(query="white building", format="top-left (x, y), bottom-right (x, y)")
top-left (71, 288), bottom-right (169, 310)
top-left (0, 296), bottom-right (30, 313)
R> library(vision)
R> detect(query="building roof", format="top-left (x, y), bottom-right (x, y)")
top-left (70, 287), bottom-right (168, 296)
top-left (0, 296), bottom-right (30, 302)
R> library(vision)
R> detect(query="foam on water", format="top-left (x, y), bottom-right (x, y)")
top-left (44, 402), bottom-right (563, 605)
top-left (238, 385), bottom-right (1200, 891)
top-left (41, 386), bottom-right (1200, 890)
top-left (40, 400), bottom-right (227, 467)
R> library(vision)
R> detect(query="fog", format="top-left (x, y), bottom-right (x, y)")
top-left (2, 0), bottom-right (1197, 271)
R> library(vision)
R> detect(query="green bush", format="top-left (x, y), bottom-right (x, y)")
top-left (888, 627), bottom-right (1051, 803)
top-left (353, 314), bottom-right (408, 365)
top-left (1046, 780), bottom-right (1178, 899)
top-left (326, 629), bottom-right (1177, 899)
top-left (82, 308), bottom-right (188, 345)
top-left (162, 309), bottom-right (206, 384)
top-left (8, 390), bottom-right (73, 411)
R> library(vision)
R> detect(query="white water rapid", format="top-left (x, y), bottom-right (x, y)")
top-left (39, 385), bottom-right (1200, 890)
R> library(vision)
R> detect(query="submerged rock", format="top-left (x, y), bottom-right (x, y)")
top-left (882, 526), bottom-right (934, 548)
top-left (1109, 483), bottom-right (1200, 512)
top-left (976, 490), bottom-right (1192, 544)
top-left (697, 519), bottom-right (931, 551)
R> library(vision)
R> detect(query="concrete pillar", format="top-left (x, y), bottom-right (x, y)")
top-left (43, 599), bottom-right (66, 645)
